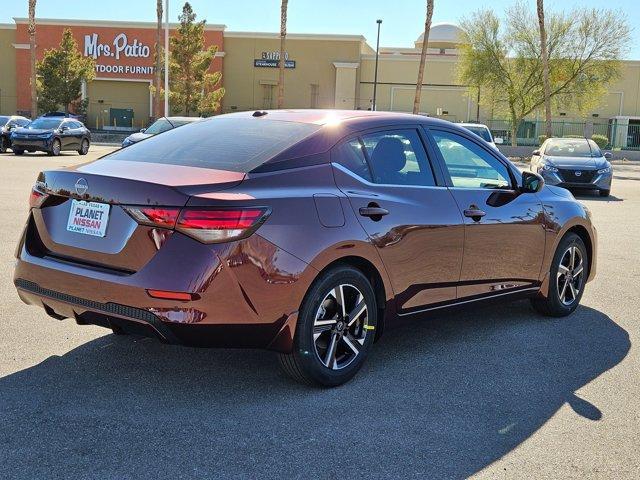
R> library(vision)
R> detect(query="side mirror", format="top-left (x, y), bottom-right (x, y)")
top-left (521, 171), bottom-right (544, 193)
top-left (604, 152), bottom-right (612, 159)
top-left (60, 125), bottom-right (69, 132)
top-left (140, 128), bottom-right (146, 133)
top-left (494, 137), bottom-right (504, 145)
top-left (532, 149), bottom-right (541, 156)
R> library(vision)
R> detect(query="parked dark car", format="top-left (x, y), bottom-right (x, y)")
top-left (14, 110), bottom-right (597, 386)
top-left (0, 115), bottom-right (31, 153)
top-left (11, 115), bottom-right (91, 156)
top-left (531, 137), bottom-right (613, 197)
top-left (121, 116), bottom-right (201, 147)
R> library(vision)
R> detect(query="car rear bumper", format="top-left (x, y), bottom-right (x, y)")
top-left (13, 229), bottom-right (314, 352)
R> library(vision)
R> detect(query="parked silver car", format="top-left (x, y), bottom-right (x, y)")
top-left (121, 116), bottom-right (202, 147)
top-left (459, 123), bottom-right (503, 151)
top-left (530, 137), bottom-right (613, 197)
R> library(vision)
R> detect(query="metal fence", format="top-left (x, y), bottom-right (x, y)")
top-left (484, 119), bottom-right (640, 150)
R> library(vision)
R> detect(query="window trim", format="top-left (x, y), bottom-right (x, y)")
top-left (423, 126), bottom-right (518, 190)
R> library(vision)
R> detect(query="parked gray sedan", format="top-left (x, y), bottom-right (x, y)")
top-left (530, 138), bottom-right (613, 197)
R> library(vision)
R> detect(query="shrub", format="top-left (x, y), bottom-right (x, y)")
top-left (591, 134), bottom-right (609, 149)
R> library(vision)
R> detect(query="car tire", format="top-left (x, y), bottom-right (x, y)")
top-left (599, 189), bottom-right (610, 197)
top-left (0, 138), bottom-right (6, 153)
top-left (13, 148), bottom-right (24, 156)
top-left (78, 139), bottom-right (89, 155)
top-left (531, 232), bottom-right (588, 317)
top-left (49, 139), bottom-right (61, 156)
top-left (278, 265), bottom-right (378, 387)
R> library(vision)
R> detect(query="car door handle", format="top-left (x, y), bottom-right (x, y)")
top-left (359, 206), bottom-right (389, 218)
top-left (463, 207), bottom-right (486, 221)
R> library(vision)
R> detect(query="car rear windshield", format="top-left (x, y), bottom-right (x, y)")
top-left (104, 117), bottom-right (321, 172)
top-left (461, 125), bottom-right (492, 142)
top-left (28, 118), bottom-right (63, 130)
top-left (545, 139), bottom-right (595, 157)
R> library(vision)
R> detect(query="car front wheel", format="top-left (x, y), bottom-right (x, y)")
top-left (531, 232), bottom-right (588, 317)
top-left (599, 189), bottom-right (610, 197)
top-left (279, 266), bottom-right (378, 387)
top-left (13, 148), bottom-right (24, 156)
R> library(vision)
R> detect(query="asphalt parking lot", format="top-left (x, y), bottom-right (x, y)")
top-left (0, 146), bottom-right (638, 479)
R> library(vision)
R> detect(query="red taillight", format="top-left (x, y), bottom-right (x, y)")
top-left (146, 289), bottom-right (198, 301)
top-left (123, 206), bottom-right (270, 244)
top-left (123, 207), bottom-right (180, 229)
top-left (29, 187), bottom-right (48, 209)
top-left (176, 208), bottom-right (269, 243)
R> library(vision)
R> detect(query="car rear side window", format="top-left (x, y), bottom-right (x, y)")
top-left (361, 129), bottom-right (436, 186)
top-left (104, 117), bottom-right (321, 172)
top-left (333, 138), bottom-right (373, 182)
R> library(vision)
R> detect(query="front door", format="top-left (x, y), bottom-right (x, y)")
top-left (332, 127), bottom-right (465, 313)
top-left (426, 128), bottom-right (546, 299)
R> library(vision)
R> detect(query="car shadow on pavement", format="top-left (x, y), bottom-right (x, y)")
top-left (0, 301), bottom-right (629, 479)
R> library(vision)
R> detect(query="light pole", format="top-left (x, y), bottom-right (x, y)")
top-left (372, 19), bottom-right (382, 111)
top-left (164, 0), bottom-right (170, 116)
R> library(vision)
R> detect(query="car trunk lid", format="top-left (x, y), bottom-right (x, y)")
top-left (27, 161), bottom-right (245, 273)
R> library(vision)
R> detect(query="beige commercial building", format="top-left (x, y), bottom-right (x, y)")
top-left (1, 20), bottom-right (639, 144)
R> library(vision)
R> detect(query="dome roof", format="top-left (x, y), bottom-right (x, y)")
top-left (415, 22), bottom-right (463, 48)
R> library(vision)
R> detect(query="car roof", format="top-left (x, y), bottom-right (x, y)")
top-left (458, 122), bottom-right (489, 129)
top-left (222, 109), bottom-right (453, 126)
top-left (208, 109), bottom-right (470, 172)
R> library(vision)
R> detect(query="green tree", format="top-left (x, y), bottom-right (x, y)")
top-left (166, 2), bottom-right (224, 116)
top-left (36, 29), bottom-right (95, 114)
top-left (458, 3), bottom-right (630, 145)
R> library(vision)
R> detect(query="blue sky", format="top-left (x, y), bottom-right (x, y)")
top-left (2, 0), bottom-right (638, 58)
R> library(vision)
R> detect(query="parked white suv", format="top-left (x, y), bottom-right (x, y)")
top-left (459, 123), bottom-right (503, 151)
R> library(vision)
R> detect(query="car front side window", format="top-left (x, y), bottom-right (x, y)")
top-left (431, 130), bottom-right (511, 189)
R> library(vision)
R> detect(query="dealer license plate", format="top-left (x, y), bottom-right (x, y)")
top-left (66, 199), bottom-right (110, 237)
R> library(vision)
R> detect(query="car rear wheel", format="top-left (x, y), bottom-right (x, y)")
top-left (278, 266), bottom-right (378, 387)
top-left (599, 189), bottom-right (610, 197)
top-left (49, 139), bottom-right (61, 156)
top-left (13, 148), bottom-right (24, 156)
top-left (531, 232), bottom-right (588, 317)
top-left (0, 138), bottom-right (7, 153)
top-left (78, 139), bottom-right (89, 155)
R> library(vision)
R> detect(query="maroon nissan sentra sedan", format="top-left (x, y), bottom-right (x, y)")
top-left (14, 110), bottom-right (597, 386)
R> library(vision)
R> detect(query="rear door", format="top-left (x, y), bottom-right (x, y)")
top-left (425, 127), bottom-right (546, 299)
top-left (332, 127), bottom-right (465, 313)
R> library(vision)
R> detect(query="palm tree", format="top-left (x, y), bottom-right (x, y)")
top-left (413, 0), bottom-right (434, 115)
top-left (277, 0), bottom-right (288, 109)
top-left (155, 0), bottom-right (163, 119)
top-left (537, 0), bottom-right (552, 139)
top-left (28, 0), bottom-right (37, 117)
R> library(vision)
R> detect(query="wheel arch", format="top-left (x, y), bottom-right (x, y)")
top-left (566, 224), bottom-right (593, 278)
top-left (311, 255), bottom-right (389, 341)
